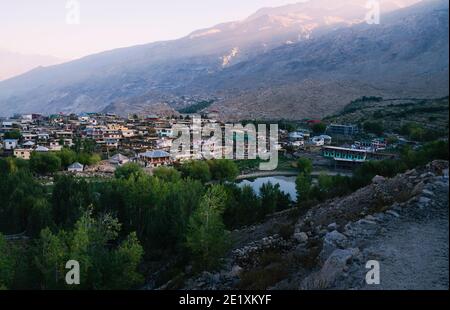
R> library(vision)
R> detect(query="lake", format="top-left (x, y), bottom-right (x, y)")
top-left (236, 176), bottom-right (298, 202)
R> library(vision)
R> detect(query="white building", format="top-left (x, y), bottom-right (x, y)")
top-left (3, 139), bottom-right (18, 150)
top-left (310, 136), bottom-right (325, 147)
top-left (68, 162), bottom-right (84, 173)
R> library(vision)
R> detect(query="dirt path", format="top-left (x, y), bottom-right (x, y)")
top-left (356, 176), bottom-right (449, 290)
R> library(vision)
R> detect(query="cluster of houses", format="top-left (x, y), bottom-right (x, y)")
top-left (1, 112), bottom-right (271, 173)
top-left (0, 113), bottom-right (185, 172)
top-left (281, 122), bottom-right (397, 169)
top-left (1, 112), bottom-right (400, 173)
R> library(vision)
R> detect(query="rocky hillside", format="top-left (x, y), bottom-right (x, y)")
top-left (204, 0), bottom-right (449, 120)
top-left (0, 0), bottom-right (446, 119)
top-left (178, 161), bottom-right (449, 290)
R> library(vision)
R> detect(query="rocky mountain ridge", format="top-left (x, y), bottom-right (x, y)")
top-left (0, 0), bottom-right (446, 119)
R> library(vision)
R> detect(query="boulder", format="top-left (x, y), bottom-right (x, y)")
top-left (302, 248), bottom-right (359, 289)
top-left (372, 175), bottom-right (386, 184)
top-left (293, 232), bottom-right (309, 243)
top-left (327, 223), bottom-right (338, 231)
top-left (320, 230), bottom-right (348, 262)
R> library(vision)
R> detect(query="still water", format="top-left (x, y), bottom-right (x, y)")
top-left (236, 176), bottom-right (298, 202)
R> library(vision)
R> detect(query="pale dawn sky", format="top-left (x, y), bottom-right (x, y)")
top-left (0, 0), bottom-right (302, 60)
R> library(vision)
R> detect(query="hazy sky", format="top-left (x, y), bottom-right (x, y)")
top-left (0, 0), bottom-right (300, 60)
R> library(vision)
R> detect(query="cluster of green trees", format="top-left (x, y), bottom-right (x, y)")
top-left (177, 100), bottom-right (214, 114)
top-left (3, 130), bottom-right (21, 140)
top-left (178, 159), bottom-right (239, 183)
top-left (399, 122), bottom-right (441, 142)
top-left (0, 157), bottom-right (292, 289)
top-left (0, 163), bottom-right (142, 289)
top-left (311, 122), bottom-right (327, 135)
top-left (223, 182), bottom-right (292, 229)
top-left (295, 158), bottom-right (351, 204)
top-left (363, 121), bottom-right (384, 136)
top-left (29, 147), bottom-right (101, 174)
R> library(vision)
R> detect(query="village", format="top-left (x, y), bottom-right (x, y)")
top-left (0, 110), bottom-right (406, 178)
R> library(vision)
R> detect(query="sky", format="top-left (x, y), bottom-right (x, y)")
top-left (0, 0), bottom-right (300, 60)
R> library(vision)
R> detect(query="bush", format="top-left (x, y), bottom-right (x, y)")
top-left (207, 159), bottom-right (239, 182)
top-left (4, 130), bottom-right (21, 140)
top-left (297, 158), bottom-right (313, 175)
top-left (179, 161), bottom-right (211, 183)
top-left (30, 152), bottom-right (62, 174)
top-left (363, 121), bottom-right (384, 136)
top-left (114, 163), bottom-right (144, 179)
top-left (311, 122), bottom-right (326, 134)
top-left (56, 148), bottom-right (77, 168)
top-left (153, 166), bottom-right (181, 182)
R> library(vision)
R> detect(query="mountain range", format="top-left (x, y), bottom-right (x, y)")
top-left (0, 0), bottom-right (447, 119)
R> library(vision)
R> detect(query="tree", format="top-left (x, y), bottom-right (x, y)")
top-left (312, 122), bottom-right (327, 135)
top-left (260, 182), bottom-right (279, 217)
top-left (108, 232), bottom-right (144, 289)
top-left (30, 152), bottom-right (62, 174)
top-left (33, 209), bottom-right (144, 289)
top-left (4, 130), bottom-right (21, 140)
top-left (56, 148), bottom-right (77, 168)
top-left (52, 175), bottom-right (93, 228)
top-left (77, 152), bottom-right (101, 166)
top-left (153, 166), bottom-right (181, 182)
top-left (114, 163), bottom-right (144, 179)
top-left (27, 198), bottom-right (54, 237)
top-left (223, 184), bottom-right (261, 228)
top-left (296, 173), bottom-right (312, 203)
top-left (186, 186), bottom-right (230, 270)
top-left (33, 228), bottom-right (67, 289)
top-left (363, 121), bottom-right (384, 136)
top-left (207, 159), bottom-right (239, 182)
top-left (179, 161), bottom-right (211, 183)
top-left (0, 234), bottom-right (15, 289)
top-left (0, 167), bottom-right (47, 234)
top-left (297, 158), bottom-right (313, 175)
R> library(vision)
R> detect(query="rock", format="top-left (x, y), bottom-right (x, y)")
top-left (372, 175), bottom-right (386, 184)
top-left (404, 169), bottom-right (417, 176)
top-left (302, 248), bottom-right (358, 289)
top-left (327, 223), bottom-right (338, 231)
top-left (386, 210), bottom-right (400, 218)
top-left (419, 197), bottom-right (431, 204)
top-left (325, 230), bottom-right (348, 247)
top-left (211, 273), bottom-right (221, 284)
top-left (420, 172), bottom-right (435, 179)
top-left (358, 219), bottom-right (377, 225)
top-left (294, 232), bottom-right (309, 243)
top-left (318, 229), bottom-right (328, 237)
top-left (320, 230), bottom-right (349, 262)
top-left (292, 245), bottom-right (311, 261)
top-left (373, 213), bottom-right (385, 222)
top-left (422, 190), bottom-right (434, 197)
top-left (365, 215), bottom-right (376, 221)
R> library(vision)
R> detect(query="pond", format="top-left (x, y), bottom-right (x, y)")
top-left (236, 176), bottom-right (298, 202)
